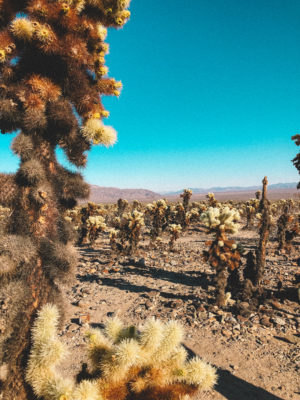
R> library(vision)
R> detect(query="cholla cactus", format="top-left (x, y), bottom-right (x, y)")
top-left (277, 205), bottom-right (293, 251)
top-left (200, 207), bottom-right (241, 307)
top-left (255, 177), bottom-right (271, 286)
top-left (278, 212), bottom-right (300, 253)
top-left (27, 304), bottom-right (217, 400)
top-left (87, 215), bottom-right (107, 245)
top-left (243, 177), bottom-right (272, 300)
top-left (0, 0), bottom-right (130, 395)
top-left (187, 208), bottom-right (200, 222)
top-left (132, 199), bottom-right (142, 211)
top-left (78, 202), bottom-right (98, 245)
top-left (244, 199), bottom-right (260, 229)
top-left (117, 198), bottom-right (128, 216)
top-left (168, 224), bottom-right (182, 250)
top-left (115, 210), bottom-right (145, 254)
top-left (206, 193), bottom-right (218, 207)
top-left (180, 189), bottom-right (192, 212)
top-left (109, 228), bottom-right (119, 253)
top-left (147, 199), bottom-right (168, 245)
top-left (200, 207), bottom-right (240, 235)
top-left (255, 190), bottom-right (261, 200)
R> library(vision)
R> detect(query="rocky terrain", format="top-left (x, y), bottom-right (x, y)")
top-left (55, 226), bottom-right (300, 400)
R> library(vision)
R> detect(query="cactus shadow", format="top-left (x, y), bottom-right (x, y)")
top-left (121, 262), bottom-right (211, 290)
top-left (214, 368), bottom-right (284, 400)
top-left (184, 345), bottom-right (284, 400)
top-left (98, 276), bottom-right (159, 294)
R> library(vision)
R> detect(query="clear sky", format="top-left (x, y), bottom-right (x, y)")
top-left (1, 0), bottom-right (300, 192)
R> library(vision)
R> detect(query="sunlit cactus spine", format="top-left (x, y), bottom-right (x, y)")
top-left (0, 0), bottom-right (130, 396)
top-left (200, 207), bottom-right (241, 307)
top-left (26, 304), bottom-right (217, 400)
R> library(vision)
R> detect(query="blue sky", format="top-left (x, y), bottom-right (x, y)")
top-left (1, 0), bottom-right (300, 192)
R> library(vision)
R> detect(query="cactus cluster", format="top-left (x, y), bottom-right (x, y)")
top-left (78, 203), bottom-right (107, 245)
top-left (112, 210), bottom-right (145, 254)
top-left (200, 207), bottom-right (241, 307)
top-left (26, 304), bottom-right (217, 400)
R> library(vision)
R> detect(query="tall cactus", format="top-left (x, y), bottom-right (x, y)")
top-left (0, 1), bottom-right (130, 397)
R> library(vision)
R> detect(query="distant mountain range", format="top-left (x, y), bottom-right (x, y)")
top-left (87, 185), bottom-right (160, 203)
top-left (161, 182), bottom-right (298, 196)
top-left (85, 182), bottom-right (298, 203)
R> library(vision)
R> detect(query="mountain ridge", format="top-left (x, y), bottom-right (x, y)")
top-left (160, 182), bottom-right (298, 195)
top-left (84, 182), bottom-right (298, 203)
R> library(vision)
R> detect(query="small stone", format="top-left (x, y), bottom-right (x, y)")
top-left (272, 316), bottom-right (285, 326)
top-left (260, 315), bottom-right (272, 327)
top-left (79, 314), bottom-right (90, 325)
top-left (221, 329), bottom-right (232, 337)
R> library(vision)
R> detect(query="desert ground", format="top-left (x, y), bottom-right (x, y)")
top-left (57, 224), bottom-right (300, 400)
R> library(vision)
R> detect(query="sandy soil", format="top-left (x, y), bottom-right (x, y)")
top-left (57, 226), bottom-right (300, 400)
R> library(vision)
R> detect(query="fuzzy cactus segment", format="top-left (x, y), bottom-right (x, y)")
top-left (27, 305), bottom-right (217, 400)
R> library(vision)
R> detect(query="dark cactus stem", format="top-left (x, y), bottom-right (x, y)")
top-left (254, 176), bottom-right (271, 287)
top-left (277, 205), bottom-right (289, 250)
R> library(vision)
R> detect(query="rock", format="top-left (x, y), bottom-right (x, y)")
top-left (221, 328), bottom-right (232, 337)
top-left (260, 315), bottom-right (272, 327)
top-left (79, 314), bottom-right (90, 325)
top-left (272, 316), bottom-right (285, 326)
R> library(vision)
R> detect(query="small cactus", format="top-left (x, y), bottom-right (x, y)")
top-left (168, 224), bottom-right (182, 250)
top-left (201, 207), bottom-right (241, 307)
top-left (26, 305), bottom-right (217, 400)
